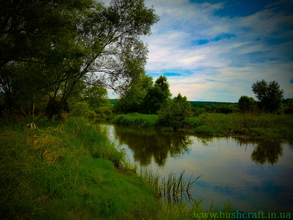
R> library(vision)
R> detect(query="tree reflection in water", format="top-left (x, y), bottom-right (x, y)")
top-left (235, 138), bottom-right (283, 165)
top-left (113, 125), bottom-right (192, 166)
top-left (96, 122), bottom-right (285, 166)
top-left (251, 142), bottom-right (283, 165)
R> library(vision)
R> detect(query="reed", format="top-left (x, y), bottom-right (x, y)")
top-left (138, 168), bottom-right (200, 204)
top-left (138, 168), bottom-right (234, 219)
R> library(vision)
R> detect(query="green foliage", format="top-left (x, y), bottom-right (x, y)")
top-left (284, 98), bottom-right (293, 114)
top-left (0, 0), bottom-right (159, 118)
top-left (156, 93), bottom-right (192, 131)
top-left (190, 101), bottom-right (234, 108)
top-left (69, 101), bottom-right (97, 118)
top-left (83, 86), bottom-right (108, 108)
top-left (95, 105), bottom-right (113, 117)
top-left (109, 112), bottom-right (293, 143)
top-left (191, 107), bottom-right (207, 116)
top-left (113, 75), bottom-right (153, 113)
top-left (238, 96), bottom-right (257, 113)
top-left (141, 75), bottom-right (172, 114)
top-left (201, 104), bottom-right (238, 114)
top-left (251, 80), bottom-right (284, 113)
top-left (114, 75), bottom-right (171, 114)
top-left (111, 113), bottom-right (157, 128)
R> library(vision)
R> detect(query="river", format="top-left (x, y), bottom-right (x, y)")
top-left (96, 121), bottom-right (293, 215)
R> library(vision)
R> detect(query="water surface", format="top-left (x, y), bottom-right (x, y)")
top-left (96, 122), bottom-right (293, 214)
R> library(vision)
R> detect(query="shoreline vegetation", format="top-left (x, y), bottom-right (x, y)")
top-left (105, 112), bottom-right (293, 144)
top-left (0, 116), bottom-right (234, 220)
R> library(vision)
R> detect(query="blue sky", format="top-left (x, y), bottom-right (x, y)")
top-left (111, 0), bottom-right (293, 102)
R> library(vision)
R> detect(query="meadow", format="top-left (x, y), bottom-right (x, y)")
top-left (0, 116), bottom-right (233, 219)
top-left (107, 113), bottom-right (293, 143)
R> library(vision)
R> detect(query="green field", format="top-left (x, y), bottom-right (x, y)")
top-left (107, 113), bottom-right (293, 143)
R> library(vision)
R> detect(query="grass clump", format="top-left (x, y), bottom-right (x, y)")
top-left (0, 117), bottom-right (160, 219)
top-left (138, 168), bottom-right (234, 220)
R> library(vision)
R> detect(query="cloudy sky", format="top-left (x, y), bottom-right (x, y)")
top-left (112, 0), bottom-right (293, 102)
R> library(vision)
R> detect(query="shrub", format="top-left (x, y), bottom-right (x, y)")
top-left (69, 101), bottom-right (97, 118)
top-left (156, 94), bottom-right (192, 131)
top-left (238, 96), bottom-right (257, 113)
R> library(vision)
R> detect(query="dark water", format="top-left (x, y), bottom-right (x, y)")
top-left (96, 122), bottom-right (293, 215)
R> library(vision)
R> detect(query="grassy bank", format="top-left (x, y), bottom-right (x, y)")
top-left (107, 113), bottom-right (293, 143)
top-left (0, 117), bottom-right (160, 219)
top-left (0, 116), bottom-right (234, 219)
top-left (107, 113), bottom-right (157, 128)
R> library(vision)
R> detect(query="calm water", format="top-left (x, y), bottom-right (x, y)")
top-left (96, 122), bottom-right (293, 214)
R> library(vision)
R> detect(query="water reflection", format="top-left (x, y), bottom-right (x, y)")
top-left (97, 122), bottom-right (286, 167)
top-left (251, 142), bottom-right (283, 165)
top-left (112, 125), bottom-right (191, 166)
top-left (95, 122), bottom-right (293, 213)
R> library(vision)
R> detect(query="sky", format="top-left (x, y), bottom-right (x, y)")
top-left (109, 0), bottom-right (293, 102)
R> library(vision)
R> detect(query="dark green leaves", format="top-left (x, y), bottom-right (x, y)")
top-left (251, 80), bottom-right (284, 113)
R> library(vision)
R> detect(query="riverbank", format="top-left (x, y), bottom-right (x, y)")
top-left (0, 117), bottom-right (160, 219)
top-left (106, 113), bottom-right (293, 143)
top-left (0, 116), bottom-right (234, 219)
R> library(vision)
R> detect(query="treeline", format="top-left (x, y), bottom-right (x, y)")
top-left (111, 77), bottom-right (292, 132)
top-left (0, 0), bottom-right (159, 119)
top-left (238, 80), bottom-right (293, 114)
top-left (191, 103), bottom-right (238, 115)
top-left (113, 75), bottom-right (171, 114)
top-left (190, 101), bottom-right (235, 108)
top-left (113, 75), bottom-right (192, 131)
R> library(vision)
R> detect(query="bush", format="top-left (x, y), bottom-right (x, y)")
top-left (69, 101), bottom-right (97, 118)
top-left (95, 105), bottom-right (113, 116)
top-left (238, 96), bottom-right (257, 113)
top-left (156, 94), bottom-right (192, 131)
top-left (191, 107), bottom-right (206, 116)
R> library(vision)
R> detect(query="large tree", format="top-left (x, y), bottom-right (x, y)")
top-left (0, 0), bottom-right (93, 114)
top-left (251, 80), bottom-right (284, 113)
top-left (0, 0), bottom-right (91, 69)
top-left (0, 0), bottom-right (159, 118)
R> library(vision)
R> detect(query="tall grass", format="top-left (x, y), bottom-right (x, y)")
top-left (138, 168), bottom-right (234, 220)
top-left (138, 168), bottom-right (200, 204)
top-left (0, 117), bottom-right (160, 219)
top-left (188, 113), bottom-right (293, 142)
top-left (110, 113), bottom-right (157, 128)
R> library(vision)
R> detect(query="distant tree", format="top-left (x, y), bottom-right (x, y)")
top-left (83, 86), bottom-right (108, 110)
top-left (238, 96), bottom-right (257, 113)
top-left (283, 98), bottom-right (293, 114)
top-left (113, 74), bottom-right (153, 113)
top-left (141, 75), bottom-right (171, 114)
top-left (251, 80), bottom-right (284, 113)
top-left (156, 93), bottom-right (192, 131)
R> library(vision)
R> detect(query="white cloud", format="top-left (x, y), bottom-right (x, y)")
top-left (107, 0), bottom-right (293, 101)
